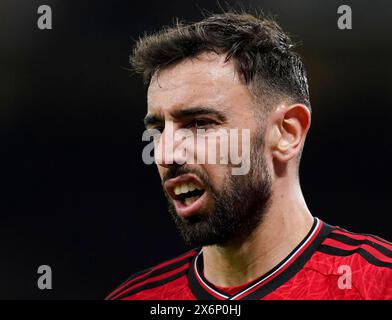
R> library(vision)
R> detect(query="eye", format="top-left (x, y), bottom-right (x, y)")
top-left (155, 126), bottom-right (164, 133)
top-left (189, 119), bottom-right (216, 129)
top-left (146, 126), bottom-right (164, 139)
top-left (148, 125), bottom-right (164, 133)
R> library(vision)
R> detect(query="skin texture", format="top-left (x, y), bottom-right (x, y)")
top-left (146, 52), bottom-right (314, 287)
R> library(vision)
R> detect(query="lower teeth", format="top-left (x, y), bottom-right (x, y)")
top-left (184, 196), bottom-right (199, 206)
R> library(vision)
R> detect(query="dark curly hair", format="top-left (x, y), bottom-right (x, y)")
top-left (130, 10), bottom-right (311, 110)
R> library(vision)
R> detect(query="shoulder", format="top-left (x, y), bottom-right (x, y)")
top-left (319, 226), bottom-right (392, 270)
top-left (313, 225), bottom-right (392, 299)
top-left (105, 248), bottom-right (198, 300)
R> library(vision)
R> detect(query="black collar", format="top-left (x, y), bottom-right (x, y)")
top-left (187, 218), bottom-right (334, 300)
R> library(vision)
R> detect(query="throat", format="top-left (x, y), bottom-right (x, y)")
top-left (200, 214), bottom-right (316, 288)
top-left (201, 245), bottom-right (268, 288)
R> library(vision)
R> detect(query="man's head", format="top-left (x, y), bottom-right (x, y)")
top-left (135, 11), bottom-right (312, 247)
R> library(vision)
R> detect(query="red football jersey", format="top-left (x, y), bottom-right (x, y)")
top-left (106, 218), bottom-right (392, 300)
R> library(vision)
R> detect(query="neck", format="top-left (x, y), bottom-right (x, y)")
top-left (202, 180), bottom-right (314, 287)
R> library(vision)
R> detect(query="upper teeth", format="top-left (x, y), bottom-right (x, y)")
top-left (174, 182), bottom-right (202, 195)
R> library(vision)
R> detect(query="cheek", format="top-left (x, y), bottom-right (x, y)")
top-left (193, 130), bottom-right (230, 165)
top-left (156, 165), bottom-right (166, 180)
top-left (202, 164), bottom-right (229, 189)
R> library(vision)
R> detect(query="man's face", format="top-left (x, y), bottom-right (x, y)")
top-left (145, 52), bottom-right (272, 246)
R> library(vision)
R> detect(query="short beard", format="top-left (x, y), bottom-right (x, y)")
top-left (163, 135), bottom-right (272, 248)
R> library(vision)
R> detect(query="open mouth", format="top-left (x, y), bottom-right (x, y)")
top-left (164, 174), bottom-right (208, 218)
top-left (173, 182), bottom-right (205, 206)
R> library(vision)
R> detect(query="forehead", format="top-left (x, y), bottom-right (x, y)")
top-left (147, 52), bottom-right (254, 116)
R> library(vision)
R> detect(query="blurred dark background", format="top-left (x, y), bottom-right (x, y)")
top-left (0, 0), bottom-right (391, 299)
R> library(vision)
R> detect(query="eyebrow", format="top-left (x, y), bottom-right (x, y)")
top-left (171, 106), bottom-right (227, 121)
top-left (144, 106), bottom-right (227, 128)
top-left (143, 114), bottom-right (164, 128)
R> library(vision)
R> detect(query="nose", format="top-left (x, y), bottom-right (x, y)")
top-left (155, 121), bottom-right (188, 168)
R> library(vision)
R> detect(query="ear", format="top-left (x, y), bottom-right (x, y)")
top-left (270, 104), bottom-right (311, 163)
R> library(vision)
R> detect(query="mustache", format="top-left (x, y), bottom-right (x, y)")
top-left (162, 166), bottom-right (212, 190)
